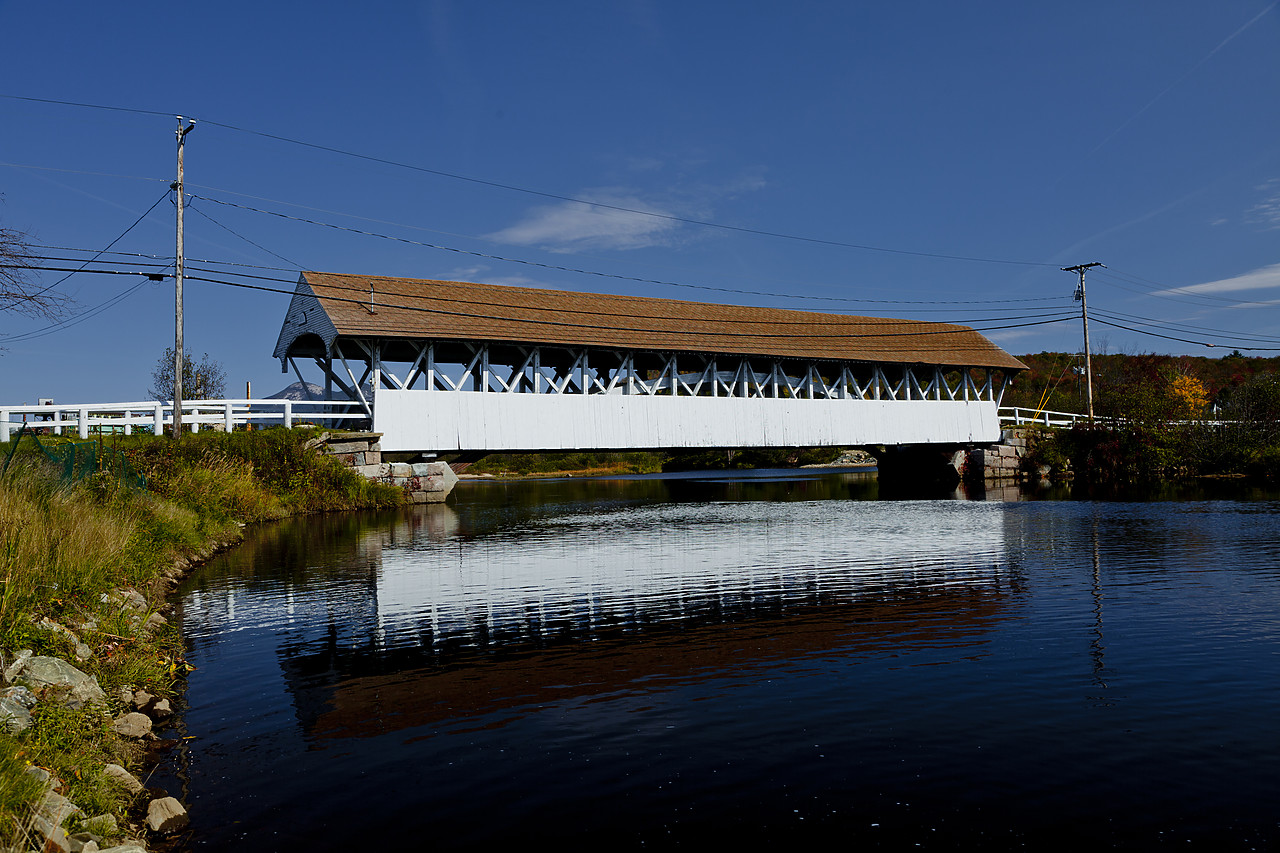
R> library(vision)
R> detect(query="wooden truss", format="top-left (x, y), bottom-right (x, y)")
top-left (288, 339), bottom-right (1012, 421)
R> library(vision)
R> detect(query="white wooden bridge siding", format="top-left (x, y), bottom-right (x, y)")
top-left (374, 390), bottom-right (999, 452)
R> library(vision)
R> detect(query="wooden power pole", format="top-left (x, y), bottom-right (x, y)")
top-left (173, 116), bottom-right (195, 436)
top-left (1062, 262), bottom-right (1104, 423)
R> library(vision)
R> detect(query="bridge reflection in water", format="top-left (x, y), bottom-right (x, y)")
top-left (179, 475), bottom-right (1021, 745)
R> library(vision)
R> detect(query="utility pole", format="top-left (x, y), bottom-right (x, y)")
top-left (1063, 262), bottom-right (1104, 423)
top-left (173, 116), bottom-right (195, 437)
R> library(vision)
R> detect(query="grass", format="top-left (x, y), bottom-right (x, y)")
top-left (0, 426), bottom-right (405, 846)
top-left (461, 447), bottom-right (845, 477)
top-left (464, 451), bottom-right (664, 477)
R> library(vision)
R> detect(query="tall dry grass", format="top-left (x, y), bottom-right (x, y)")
top-left (0, 462), bottom-right (137, 642)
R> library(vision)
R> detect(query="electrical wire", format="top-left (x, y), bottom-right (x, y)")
top-left (189, 193), bottom-right (1069, 308)
top-left (1094, 267), bottom-right (1280, 309)
top-left (10, 259), bottom-right (1076, 327)
top-left (1089, 316), bottom-right (1280, 352)
top-left (1090, 307), bottom-right (1280, 344)
top-left (0, 93), bottom-right (1058, 268)
top-left (185, 201), bottom-right (303, 269)
top-left (19, 190), bottom-right (171, 302)
top-left (0, 275), bottom-right (159, 343)
top-left (1, 263), bottom-right (1078, 342)
top-left (0, 161), bottom-right (171, 184)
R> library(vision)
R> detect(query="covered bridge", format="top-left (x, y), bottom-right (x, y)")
top-left (274, 272), bottom-right (1026, 453)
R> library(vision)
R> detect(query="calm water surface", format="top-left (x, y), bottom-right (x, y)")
top-left (174, 471), bottom-right (1280, 849)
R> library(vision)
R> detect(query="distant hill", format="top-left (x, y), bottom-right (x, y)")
top-left (264, 381), bottom-right (372, 402)
top-left (265, 381), bottom-right (326, 401)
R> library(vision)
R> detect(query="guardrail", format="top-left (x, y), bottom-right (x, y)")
top-left (998, 407), bottom-right (1090, 428)
top-left (0, 399), bottom-right (367, 443)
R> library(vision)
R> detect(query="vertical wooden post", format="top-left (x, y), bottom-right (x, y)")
top-left (173, 117), bottom-right (195, 437)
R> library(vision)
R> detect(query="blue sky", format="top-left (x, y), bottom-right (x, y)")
top-left (1, 1), bottom-right (1278, 403)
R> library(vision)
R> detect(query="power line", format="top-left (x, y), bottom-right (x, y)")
top-left (190, 192), bottom-right (1068, 307)
top-left (0, 275), bottom-right (159, 343)
top-left (30, 244), bottom-right (305, 275)
top-left (2, 263), bottom-right (1078, 341)
top-left (21, 254), bottom-right (1076, 325)
top-left (0, 161), bottom-right (171, 184)
top-left (20, 190), bottom-right (172, 302)
top-left (0, 93), bottom-right (1057, 268)
top-left (1090, 307), bottom-right (1280, 344)
top-left (1089, 315), bottom-right (1280, 352)
top-left (185, 201), bottom-right (303, 269)
top-left (18, 255), bottom-right (1077, 323)
top-left (1094, 267), bottom-right (1280, 309)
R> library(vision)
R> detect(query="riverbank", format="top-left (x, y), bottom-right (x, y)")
top-left (0, 427), bottom-right (403, 851)
top-left (1022, 421), bottom-right (1280, 489)
top-left (458, 447), bottom-right (851, 479)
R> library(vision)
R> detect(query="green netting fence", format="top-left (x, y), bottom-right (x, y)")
top-left (1, 424), bottom-right (147, 489)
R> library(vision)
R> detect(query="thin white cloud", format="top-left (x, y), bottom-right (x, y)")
top-left (488, 169), bottom-right (767, 254)
top-left (1154, 262), bottom-right (1280, 296)
top-left (1246, 178), bottom-right (1280, 229)
top-left (488, 190), bottom-right (681, 253)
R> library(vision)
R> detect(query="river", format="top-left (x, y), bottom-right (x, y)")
top-left (171, 469), bottom-right (1280, 849)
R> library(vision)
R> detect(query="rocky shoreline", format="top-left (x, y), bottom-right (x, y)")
top-left (0, 531), bottom-right (244, 853)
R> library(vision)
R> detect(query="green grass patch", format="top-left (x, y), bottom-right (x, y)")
top-left (0, 426), bottom-right (405, 846)
top-left (466, 451), bottom-right (664, 477)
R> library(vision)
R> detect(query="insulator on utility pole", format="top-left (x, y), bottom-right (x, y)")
top-left (173, 116), bottom-right (195, 437)
top-left (1062, 262), bottom-right (1104, 423)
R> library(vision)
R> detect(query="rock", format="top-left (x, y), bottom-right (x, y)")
top-left (142, 612), bottom-right (168, 632)
top-left (39, 788), bottom-right (85, 825)
top-left (111, 712), bottom-right (153, 739)
top-left (102, 764), bottom-right (145, 796)
top-left (101, 588), bottom-right (147, 613)
top-left (15, 657), bottom-right (106, 709)
top-left (96, 846), bottom-right (147, 853)
top-left (0, 696), bottom-right (32, 733)
top-left (32, 788), bottom-right (85, 852)
top-left (3, 649), bottom-right (32, 684)
top-left (25, 764), bottom-right (53, 789)
top-left (134, 694), bottom-right (172, 721)
top-left (34, 616), bottom-right (94, 661)
top-left (0, 685), bottom-right (36, 708)
top-left (69, 835), bottom-right (99, 853)
top-left (145, 797), bottom-right (188, 834)
top-left (118, 685), bottom-right (135, 706)
top-left (30, 813), bottom-right (72, 853)
top-left (84, 814), bottom-right (118, 836)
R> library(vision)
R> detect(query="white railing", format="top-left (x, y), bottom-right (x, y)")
top-left (998, 407), bottom-right (1089, 428)
top-left (0, 399), bottom-right (367, 443)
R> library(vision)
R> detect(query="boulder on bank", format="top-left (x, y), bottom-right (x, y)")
top-left (102, 764), bottom-right (145, 797)
top-left (0, 686), bottom-right (36, 733)
top-left (146, 796), bottom-right (188, 834)
top-left (130, 690), bottom-right (172, 721)
top-left (110, 712), bottom-right (153, 739)
top-left (33, 617), bottom-right (94, 661)
top-left (13, 656), bottom-right (106, 709)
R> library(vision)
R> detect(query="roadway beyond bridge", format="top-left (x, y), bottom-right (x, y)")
top-left (273, 273), bottom-right (1026, 469)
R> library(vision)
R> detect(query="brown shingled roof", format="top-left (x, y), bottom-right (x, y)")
top-left (285, 272), bottom-right (1027, 370)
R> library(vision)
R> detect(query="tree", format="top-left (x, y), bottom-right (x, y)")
top-left (1166, 372), bottom-right (1210, 420)
top-left (1, 217), bottom-right (69, 319)
top-left (148, 348), bottom-right (227, 401)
